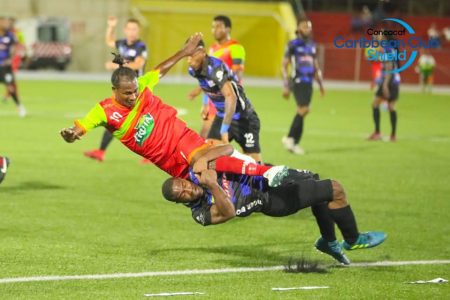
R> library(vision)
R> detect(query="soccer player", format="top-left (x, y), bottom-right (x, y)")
top-left (188, 15), bottom-right (246, 139)
top-left (3, 17), bottom-right (26, 102)
top-left (0, 156), bottom-right (10, 184)
top-left (162, 165), bottom-right (386, 265)
top-left (368, 39), bottom-right (400, 142)
top-left (84, 16), bottom-right (148, 162)
top-left (0, 16), bottom-right (26, 117)
top-left (416, 49), bottom-right (435, 94)
top-left (281, 19), bottom-right (324, 155)
top-left (186, 39), bottom-right (262, 163)
top-left (60, 34), bottom-right (288, 184)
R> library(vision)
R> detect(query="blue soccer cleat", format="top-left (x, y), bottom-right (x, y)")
top-left (342, 231), bottom-right (387, 250)
top-left (315, 237), bottom-right (351, 265)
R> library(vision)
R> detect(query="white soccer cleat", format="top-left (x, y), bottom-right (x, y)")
top-left (18, 105), bottom-right (27, 118)
top-left (263, 165), bottom-right (289, 187)
top-left (281, 136), bottom-right (294, 151)
top-left (292, 145), bottom-right (305, 155)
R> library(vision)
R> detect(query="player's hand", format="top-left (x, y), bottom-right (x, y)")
top-left (282, 87), bottom-right (290, 99)
top-left (183, 32), bottom-right (203, 56)
top-left (197, 169), bottom-right (217, 187)
top-left (193, 157), bottom-right (208, 174)
top-left (319, 86), bottom-right (325, 97)
top-left (221, 132), bottom-right (229, 144)
top-left (60, 128), bottom-right (81, 143)
top-left (105, 61), bottom-right (119, 70)
top-left (201, 105), bottom-right (209, 120)
top-left (107, 16), bottom-right (118, 27)
top-left (188, 87), bottom-right (202, 100)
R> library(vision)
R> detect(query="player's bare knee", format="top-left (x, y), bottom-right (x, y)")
top-left (297, 106), bottom-right (309, 116)
top-left (331, 180), bottom-right (347, 206)
top-left (388, 103), bottom-right (396, 112)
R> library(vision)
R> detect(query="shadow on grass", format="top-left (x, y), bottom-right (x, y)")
top-left (148, 241), bottom-right (328, 272)
top-left (0, 181), bottom-right (66, 192)
top-left (312, 144), bottom-right (380, 154)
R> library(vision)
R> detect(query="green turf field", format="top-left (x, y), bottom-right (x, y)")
top-left (0, 79), bottom-right (449, 299)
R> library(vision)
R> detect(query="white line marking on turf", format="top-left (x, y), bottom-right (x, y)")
top-left (272, 286), bottom-right (329, 291)
top-left (144, 292), bottom-right (205, 297)
top-left (1, 260), bottom-right (449, 284)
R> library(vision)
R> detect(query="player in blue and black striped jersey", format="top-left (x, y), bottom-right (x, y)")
top-left (368, 42), bottom-right (400, 142)
top-left (186, 38), bottom-right (262, 163)
top-left (0, 17), bottom-right (26, 117)
top-left (162, 150), bottom-right (386, 265)
top-left (84, 16), bottom-right (148, 162)
top-left (281, 20), bottom-right (324, 155)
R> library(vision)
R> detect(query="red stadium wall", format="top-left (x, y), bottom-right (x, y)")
top-left (307, 12), bottom-right (450, 84)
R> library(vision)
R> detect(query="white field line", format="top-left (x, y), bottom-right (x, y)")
top-left (0, 260), bottom-right (449, 284)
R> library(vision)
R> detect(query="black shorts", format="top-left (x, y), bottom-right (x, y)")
top-left (291, 80), bottom-right (313, 107)
top-left (375, 82), bottom-right (399, 102)
top-left (263, 169), bottom-right (333, 217)
top-left (0, 66), bottom-right (15, 84)
top-left (208, 110), bottom-right (261, 153)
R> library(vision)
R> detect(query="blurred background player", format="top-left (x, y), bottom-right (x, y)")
top-left (3, 17), bottom-right (26, 103)
top-left (0, 16), bottom-right (26, 117)
top-left (416, 49), bottom-right (435, 94)
top-left (368, 36), bottom-right (400, 142)
top-left (84, 16), bottom-right (148, 162)
top-left (0, 155), bottom-right (10, 184)
top-left (187, 39), bottom-right (262, 163)
top-left (281, 19), bottom-right (324, 155)
top-left (188, 15), bottom-right (245, 138)
top-left (364, 34), bottom-right (383, 90)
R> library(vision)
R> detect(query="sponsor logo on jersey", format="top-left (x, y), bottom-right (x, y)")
top-left (134, 113), bottom-right (154, 146)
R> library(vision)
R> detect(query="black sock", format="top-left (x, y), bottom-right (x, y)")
top-left (389, 110), bottom-right (397, 136)
top-left (99, 130), bottom-right (114, 151)
top-left (288, 114), bottom-right (300, 140)
top-left (373, 107), bottom-right (380, 133)
top-left (10, 91), bottom-right (20, 106)
top-left (293, 114), bottom-right (304, 144)
top-left (311, 203), bottom-right (336, 242)
top-left (328, 205), bottom-right (359, 245)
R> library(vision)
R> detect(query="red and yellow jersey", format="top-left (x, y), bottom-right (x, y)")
top-left (209, 39), bottom-right (245, 76)
top-left (75, 70), bottom-right (205, 178)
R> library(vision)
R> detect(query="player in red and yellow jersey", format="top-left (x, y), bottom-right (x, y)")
top-left (60, 33), bottom-right (287, 183)
top-left (188, 15), bottom-right (245, 138)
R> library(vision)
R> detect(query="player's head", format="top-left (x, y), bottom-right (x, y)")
top-left (162, 178), bottom-right (204, 203)
top-left (186, 38), bottom-right (206, 71)
top-left (124, 18), bottom-right (140, 43)
top-left (296, 19), bottom-right (312, 38)
top-left (0, 17), bottom-right (9, 32)
top-left (110, 53), bottom-right (139, 108)
top-left (212, 15), bottom-right (232, 41)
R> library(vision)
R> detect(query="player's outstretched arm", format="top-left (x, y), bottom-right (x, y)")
top-left (105, 16), bottom-right (117, 48)
top-left (60, 126), bottom-right (84, 143)
top-left (153, 32), bottom-right (204, 78)
top-left (197, 169), bottom-right (235, 224)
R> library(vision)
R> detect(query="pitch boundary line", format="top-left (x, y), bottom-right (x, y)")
top-left (0, 260), bottom-right (449, 284)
